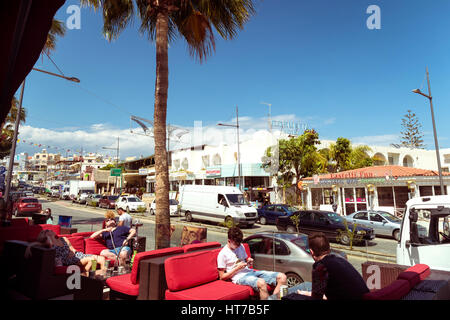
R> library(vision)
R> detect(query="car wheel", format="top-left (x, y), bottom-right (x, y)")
top-left (339, 233), bottom-right (350, 246)
top-left (393, 229), bottom-right (400, 241)
top-left (286, 273), bottom-right (303, 288)
top-left (185, 211), bottom-right (193, 222)
top-left (286, 226), bottom-right (297, 233)
top-left (150, 209), bottom-right (155, 215)
top-left (259, 216), bottom-right (267, 225)
top-left (224, 216), bottom-right (234, 228)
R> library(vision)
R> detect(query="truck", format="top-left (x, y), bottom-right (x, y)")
top-left (45, 181), bottom-right (65, 197)
top-left (397, 195), bottom-right (450, 272)
top-left (178, 185), bottom-right (258, 228)
top-left (68, 180), bottom-right (96, 203)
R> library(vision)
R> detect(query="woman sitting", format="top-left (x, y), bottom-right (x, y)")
top-left (25, 229), bottom-right (106, 276)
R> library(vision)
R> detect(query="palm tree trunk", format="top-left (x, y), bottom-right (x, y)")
top-left (154, 10), bottom-right (171, 249)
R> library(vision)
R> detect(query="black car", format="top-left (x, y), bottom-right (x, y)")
top-left (257, 204), bottom-right (299, 225)
top-left (276, 210), bottom-right (375, 246)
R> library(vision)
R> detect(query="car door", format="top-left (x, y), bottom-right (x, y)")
top-left (273, 206), bottom-right (288, 223)
top-left (312, 212), bottom-right (333, 239)
top-left (298, 211), bottom-right (314, 234)
top-left (261, 205), bottom-right (274, 222)
top-left (352, 211), bottom-right (370, 229)
top-left (369, 212), bottom-right (388, 236)
top-left (246, 236), bottom-right (274, 271)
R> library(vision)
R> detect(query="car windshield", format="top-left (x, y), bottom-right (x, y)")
top-left (326, 212), bottom-right (345, 223)
top-left (127, 197), bottom-right (140, 202)
top-left (377, 211), bottom-right (401, 223)
top-left (170, 199), bottom-right (179, 205)
top-left (226, 194), bottom-right (248, 205)
top-left (108, 196), bottom-right (119, 201)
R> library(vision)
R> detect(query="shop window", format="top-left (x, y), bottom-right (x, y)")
top-left (378, 187), bottom-right (394, 207)
top-left (356, 203), bottom-right (367, 211)
top-left (419, 186), bottom-right (433, 197)
top-left (345, 204), bottom-right (356, 215)
top-left (311, 189), bottom-right (322, 208)
top-left (323, 188), bottom-right (333, 204)
top-left (344, 188), bottom-right (354, 202)
top-left (434, 186), bottom-right (447, 195)
top-left (355, 188), bottom-right (366, 203)
top-left (394, 186), bottom-right (409, 209)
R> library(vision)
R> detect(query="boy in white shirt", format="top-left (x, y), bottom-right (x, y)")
top-left (217, 227), bottom-right (287, 300)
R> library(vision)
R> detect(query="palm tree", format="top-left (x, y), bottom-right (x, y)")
top-left (81, 0), bottom-right (255, 249)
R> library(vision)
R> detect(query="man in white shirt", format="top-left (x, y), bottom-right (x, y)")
top-left (217, 227), bottom-right (287, 300)
top-left (117, 207), bottom-right (132, 228)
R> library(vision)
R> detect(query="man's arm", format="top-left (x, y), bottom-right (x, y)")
top-left (122, 228), bottom-right (136, 247)
top-left (90, 228), bottom-right (110, 239)
top-left (218, 262), bottom-right (247, 281)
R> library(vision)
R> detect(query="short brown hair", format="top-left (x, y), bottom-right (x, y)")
top-left (308, 232), bottom-right (330, 257)
top-left (228, 227), bottom-right (243, 244)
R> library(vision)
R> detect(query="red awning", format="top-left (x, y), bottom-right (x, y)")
top-left (0, 0), bottom-right (66, 125)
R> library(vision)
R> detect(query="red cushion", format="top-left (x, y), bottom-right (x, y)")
top-left (183, 241), bottom-right (222, 253)
top-left (70, 231), bottom-right (94, 238)
top-left (165, 250), bottom-right (219, 291)
top-left (363, 279), bottom-right (411, 300)
top-left (403, 264), bottom-right (430, 281)
top-left (10, 218), bottom-right (29, 228)
top-left (106, 273), bottom-right (139, 296)
top-left (84, 238), bottom-right (108, 255)
top-left (0, 227), bottom-right (28, 252)
top-left (165, 280), bottom-right (250, 300)
top-left (27, 224), bottom-right (62, 242)
top-left (54, 266), bottom-right (69, 275)
top-left (130, 247), bottom-right (183, 285)
top-left (65, 236), bottom-right (85, 253)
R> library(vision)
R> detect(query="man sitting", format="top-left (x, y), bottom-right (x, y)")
top-left (295, 232), bottom-right (369, 300)
top-left (90, 218), bottom-right (136, 266)
top-left (217, 227), bottom-right (287, 300)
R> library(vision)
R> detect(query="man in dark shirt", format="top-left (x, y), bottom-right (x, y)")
top-left (90, 218), bottom-right (136, 266)
top-left (296, 232), bottom-right (369, 300)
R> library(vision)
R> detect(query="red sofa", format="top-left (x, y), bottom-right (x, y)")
top-left (363, 264), bottom-right (431, 300)
top-left (164, 249), bottom-right (251, 300)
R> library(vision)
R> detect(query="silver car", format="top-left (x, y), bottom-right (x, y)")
top-left (243, 232), bottom-right (314, 287)
top-left (345, 210), bottom-right (402, 241)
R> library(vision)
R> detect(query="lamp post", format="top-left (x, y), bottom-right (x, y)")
top-left (103, 137), bottom-right (120, 193)
top-left (3, 69), bottom-right (80, 208)
top-left (261, 102), bottom-right (272, 133)
top-left (412, 67), bottom-right (445, 195)
top-left (218, 105), bottom-right (242, 190)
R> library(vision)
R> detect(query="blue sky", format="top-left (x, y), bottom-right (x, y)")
top-left (15, 0), bottom-right (450, 158)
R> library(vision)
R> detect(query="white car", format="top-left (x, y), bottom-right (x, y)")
top-left (150, 199), bottom-right (179, 216)
top-left (116, 196), bottom-right (147, 213)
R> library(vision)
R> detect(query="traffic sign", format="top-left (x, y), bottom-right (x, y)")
top-left (110, 168), bottom-right (122, 176)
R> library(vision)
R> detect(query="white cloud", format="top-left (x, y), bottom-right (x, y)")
top-left (350, 134), bottom-right (399, 146)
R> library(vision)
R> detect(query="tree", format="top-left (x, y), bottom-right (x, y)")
top-left (82, 0), bottom-right (255, 249)
top-left (323, 138), bottom-right (374, 172)
top-left (400, 109), bottom-right (425, 149)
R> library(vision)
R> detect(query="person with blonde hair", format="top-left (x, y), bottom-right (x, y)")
top-left (25, 229), bottom-right (106, 276)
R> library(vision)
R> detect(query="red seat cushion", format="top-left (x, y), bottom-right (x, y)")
top-left (165, 280), bottom-right (250, 300)
top-left (106, 273), bottom-right (139, 296)
top-left (165, 250), bottom-right (219, 291)
top-left (70, 231), bottom-right (94, 238)
top-left (84, 238), bottom-right (108, 255)
top-left (363, 279), bottom-right (411, 300)
top-left (27, 224), bottom-right (62, 242)
top-left (402, 264), bottom-right (430, 281)
top-left (130, 247), bottom-right (183, 285)
top-left (65, 236), bottom-right (85, 253)
top-left (10, 218), bottom-right (29, 228)
top-left (54, 266), bottom-right (69, 275)
top-left (183, 242), bottom-right (222, 253)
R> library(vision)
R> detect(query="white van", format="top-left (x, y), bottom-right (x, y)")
top-left (179, 185), bottom-right (258, 228)
top-left (397, 195), bottom-right (450, 272)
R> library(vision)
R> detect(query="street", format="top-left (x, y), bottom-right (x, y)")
top-left (40, 197), bottom-right (399, 275)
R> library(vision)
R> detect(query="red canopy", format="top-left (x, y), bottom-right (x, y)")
top-left (0, 0), bottom-right (66, 126)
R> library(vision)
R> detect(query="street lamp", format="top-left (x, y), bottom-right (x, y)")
top-left (3, 68), bottom-right (80, 207)
top-left (218, 105), bottom-right (242, 190)
top-left (261, 102), bottom-right (272, 133)
top-left (412, 67), bottom-right (445, 195)
top-left (103, 137), bottom-right (120, 193)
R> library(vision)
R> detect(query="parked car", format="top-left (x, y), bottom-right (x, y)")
top-left (276, 210), bottom-right (375, 246)
top-left (99, 195), bottom-right (119, 209)
top-left (116, 195), bottom-right (147, 213)
top-left (345, 210), bottom-right (402, 241)
top-left (13, 197), bottom-right (42, 217)
top-left (85, 193), bottom-right (102, 207)
top-left (257, 204), bottom-right (299, 225)
top-left (149, 198), bottom-right (179, 216)
top-left (243, 232), bottom-right (314, 287)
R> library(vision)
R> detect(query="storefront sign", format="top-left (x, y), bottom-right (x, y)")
top-left (330, 172), bottom-right (375, 179)
top-left (206, 168), bottom-right (221, 178)
top-left (139, 168), bottom-right (148, 175)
